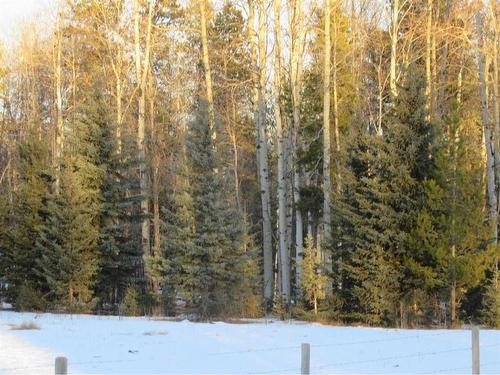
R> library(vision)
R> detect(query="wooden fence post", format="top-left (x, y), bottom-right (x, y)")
top-left (301, 343), bottom-right (310, 375)
top-left (55, 356), bottom-right (68, 375)
top-left (472, 325), bottom-right (480, 375)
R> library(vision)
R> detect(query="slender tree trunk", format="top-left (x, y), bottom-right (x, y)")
top-left (229, 97), bottom-right (241, 211)
top-left (332, 5), bottom-right (341, 190)
top-left (250, 0), bottom-right (273, 306)
top-left (490, 0), bottom-right (500, 281)
top-left (274, 0), bottom-right (289, 302)
top-left (200, 0), bottom-right (215, 138)
top-left (437, 0), bottom-right (451, 119)
top-left (323, 0), bottom-right (332, 260)
top-left (431, 6), bottom-right (438, 119)
top-left (390, 0), bottom-right (399, 98)
top-left (425, 0), bottom-right (432, 121)
top-left (450, 65), bottom-right (463, 326)
top-left (71, 36), bottom-right (77, 112)
top-left (375, 53), bottom-right (384, 135)
top-left (258, 0), bottom-right (273, 306)
top-left (451, 249), bottom-right (457, 323)
top-left (134, 0), bottom-right (154, 285)
top-left (54, 18), bottom-right (63, 195)
top-left (290, 0), bottom-right (306, 305)
top-left (116, 50), bottom-right (123, 153)
top-left (491, 1), bottom-right (500, 227)
top-left (150, 87), bottom-right (160, 259)
top-left (477, 12), bottom-right (498, 244)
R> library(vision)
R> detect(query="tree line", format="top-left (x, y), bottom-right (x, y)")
top-left (0, 0), bottom-right (499, 328)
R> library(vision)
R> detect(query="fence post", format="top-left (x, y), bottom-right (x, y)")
top-left (472, 325), bottom-right (480, 375)
top-left (55, 356), bottom-right (68, 375)
top-left (301, 343), bottom-right (310, 375)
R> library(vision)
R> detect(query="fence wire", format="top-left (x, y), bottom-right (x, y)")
top-left (1, 328), bottom-right (499, 374)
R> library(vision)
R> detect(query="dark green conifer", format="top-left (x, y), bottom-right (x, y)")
top-left (334, 70), bottom-right (433, 325)
top-left (1, 133), bottom-right (52, 307)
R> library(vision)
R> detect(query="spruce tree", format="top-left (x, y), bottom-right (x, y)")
top-left (482, 271), bottom-right (500, 328)
top-left (1, 133), bottom-right (52, 308)
top-left (334, 70), bottom-right (433, 325)
top-left (35, 90), bottom-right (107, 309)
top-left (152, 188), bottom-right (196, 315)
top-left (302, 234), bottom-right (327, 315)
top-left (35, 190), bottom-right (99, 309)
top-left (408, 102), bottom-right (490, 325)
top-left (96, 121), bottom-right (143, 309)
top-left (174, 100), bottom-right (246, 319)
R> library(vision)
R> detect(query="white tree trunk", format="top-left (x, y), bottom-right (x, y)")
top-left (134, 0), bottom-right (154, 285)
top-left (274, 0), bottom-right (289, 303)
top-left (425, 0), bottom-right (432, 121)
top-left (53, 18), bottom-right (63, 195)
top-left (477, 11), bottom-right (498, 244)
top-left (332, 5), bottom-right (341, 190)
top-left (490, 1), bottom-right (500, 220)
top-left (116, 49), bottom-right (123, 153)
top-left (489, 1), bottom-right (500, 279)
top-left (390, 0), bottom-right (399, 98)
top-left (323, 0), bottom-right (332, 257)
top-left (200, 0), bottom-right (216, 138)
top-left (150, 85), bottom-right (161, 259)
top-left (250, 0), bottom-right (274, 305)
top-left (290, 0), bottom-right (306, 304)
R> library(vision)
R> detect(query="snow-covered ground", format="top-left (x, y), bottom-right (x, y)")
top-left (0, 311), bottom-right (499, 374)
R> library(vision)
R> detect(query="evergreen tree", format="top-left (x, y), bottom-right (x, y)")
top-left (334, 70), bottom-right (433, 325)
top-left (171, 100), bottom-right (246, 319)
top-left (35, 191), bottom-right (99, 309)
top-left (96, 129), bottom-right (143, 310)
top-left (302, 234), bottom-right (327, 315)
top-left (153, 188), bottom-right (196, 315)
top-left (408, 105), bottom-right (490, 325)
top-left (482, 268), bottom-right (500, 328)
top-left (35, 90), bottom-right (107, 309)
top-left (1, 133), bottom-right (52, 307)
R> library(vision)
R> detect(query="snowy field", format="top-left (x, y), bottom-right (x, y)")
top-left (0, 311), bottom-right (499, 375)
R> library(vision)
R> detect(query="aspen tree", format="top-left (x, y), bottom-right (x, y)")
top-left (389, 0), bottom-right (399, 98)
top-left (200, 0), bottom-right (216, 137)
top-left (490, 0), bottom-right (500, 214)
top-left (274, 0), bottom-right (289, 302)
top-left (290, 0), bottom-right (306, 304)
top-left (431, 4), bottom-right (437, 119)
top-left (258, 0), bottom-right (273, 306)
top-left (332, 1), bottom-right (340, 188)
top-left (98, 0), bottom-right (126, 152)
top-left (425, 0), bottom-right (432, 121)
top-left (477, 11), bottom-right (498, 244)
top-left (490, 0), bottom-right (500, 298)
top-left (322, 0), bottom-right (332, 259)
top-left (150, 80), bottom-right (161, 259)
top-left (134, 0), bottom-right (154, 285)
top-left (249, 0), bottom-right (273, 305)
top-left (53, 15), bottom-right (64, 194)
top-left (450, 64), bottom-right (464, 324)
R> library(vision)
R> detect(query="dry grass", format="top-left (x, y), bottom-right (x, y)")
top-left (222, 318), bottom-right (259, 325)
top-left (9, 321), bottom-right (41, 330)
top-left (143, 330), bottom-right (168, 336)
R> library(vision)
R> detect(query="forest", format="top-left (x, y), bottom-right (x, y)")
top-left (0, 0), bottom-right (499, 329)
